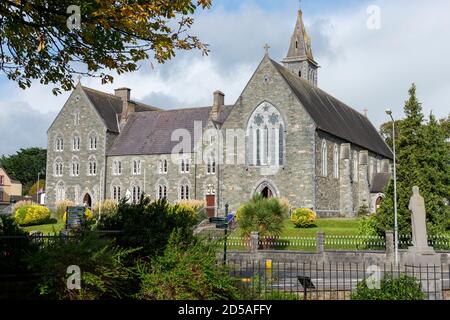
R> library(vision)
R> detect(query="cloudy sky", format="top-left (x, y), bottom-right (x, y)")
top-left (1, 0), bottom-right (449, 156)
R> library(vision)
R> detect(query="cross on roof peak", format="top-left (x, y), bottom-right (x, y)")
top-left (263, 43), bottom-right (271, 56)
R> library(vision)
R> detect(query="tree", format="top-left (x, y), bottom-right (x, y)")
top-left (380, 120), bottom-right (403, 150)
top-left (0, 148), bottom-right (47, 194)
top-left (376, 84), bottom-right (450, 235)
top-left (0, 0), bottom-right (212, 95)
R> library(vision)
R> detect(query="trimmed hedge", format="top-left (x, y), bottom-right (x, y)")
top-left (290, 208), bottom-right (317, 228)
top-left (15, 205), bottom-right (51, 226)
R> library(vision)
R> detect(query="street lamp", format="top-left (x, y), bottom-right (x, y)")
top-left (385, 109), bottom-right (398, 265)
top-left (37, 170), bottom-right (44, 204)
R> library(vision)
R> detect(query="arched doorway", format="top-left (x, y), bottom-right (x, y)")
top-left (83, 193), bottom-right (92, 208)
top-left (261, 186), bottom-right (273, 198)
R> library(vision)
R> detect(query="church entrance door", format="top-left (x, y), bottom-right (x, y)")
top-left (261, 187), bottom-right (273, 198)
top-left (206, 195), bottom-right (216, 217)
top-left (83, 193), bottom-right (92, 208)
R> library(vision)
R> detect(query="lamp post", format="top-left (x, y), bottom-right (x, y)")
top-left (37, 170), bottom-right (44, 204)
top-left (385, 109), bottom-right (398, 265)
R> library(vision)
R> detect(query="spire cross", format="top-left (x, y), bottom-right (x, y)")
top-left (363, 108), bottom-right (368, 117)
top-left (263, 43), bottom-right (271, 55)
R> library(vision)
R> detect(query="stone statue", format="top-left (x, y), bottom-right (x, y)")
top-left (408, 186), bottom-right (428, 248)
top-left (125, 189), bottom-right (132, 204)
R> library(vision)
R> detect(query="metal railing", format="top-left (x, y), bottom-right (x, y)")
top-left (228, 260), bottom-right (450, 300)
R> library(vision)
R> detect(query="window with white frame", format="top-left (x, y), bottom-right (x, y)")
top-left (333, 144), bottom-right (339, 179)
top-left (71, 161), bottom-right (80, 177)
top-left (55, 136), bottom-right (64, 152)
top-left (89, 133), bottom-right (98, 150)
top-left (113, 160), bottom-right (122, 175)
top-left (207, 155), bottom-right (216, 175)
top-left (158, 185), bottom-right (167, 200)
top-left (132, 160), bottom-right (141, 175)
top-left (179, 184), bottom-right (190, 200)
top-left (112, 186), bottom-right (121, 202)
top-left (321, 140), bottom-right (328, 177)
top-left (88, 156), bottom-right (97, 176)
top-left (72, 135), bottom-right (80, 151)
top-left (55, 183), bottom-right (65, 202)
top-left (353, 151), bottom-right (359, 182)
top-left (246, 102), bottom-right (285, 167)
top-left (159, 159), bottom-right (168, 174)
top-left (54, 158), bottom-right (63, 177)
top-left (132, 185), bottom-right (141, 203)
top-left (180, 158), bottom-right (190, 173)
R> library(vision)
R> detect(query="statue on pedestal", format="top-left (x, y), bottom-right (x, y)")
top-left (404, 186), bottom-right (438, 265)
top-left (409, 186), bottom-right (428, 248)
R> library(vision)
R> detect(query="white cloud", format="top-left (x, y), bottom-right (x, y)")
top-left (0, 0), bottom-right (449, 155)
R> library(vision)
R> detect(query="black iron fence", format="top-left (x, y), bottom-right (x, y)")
top-left (228, 260), bottom-right (450, 300)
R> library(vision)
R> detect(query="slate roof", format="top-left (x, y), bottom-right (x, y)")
top-left (82, 87), bottom-right (159, 133)
top-left (107, 106), bottom-right (233, 156)
top-left (370, 173), bottom-right (391, 193)
top-left (271, 60), bottom-right (393, 159)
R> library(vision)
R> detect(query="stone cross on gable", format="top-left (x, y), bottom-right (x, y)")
top-left (264, 43), bottom-right (271, 56)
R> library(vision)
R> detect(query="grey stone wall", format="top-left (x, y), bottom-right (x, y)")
top-left (46, 85), bottom-right (107, 210)
top-left (219, 55), bottom-right (316, 214)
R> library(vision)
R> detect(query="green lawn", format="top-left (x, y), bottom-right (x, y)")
top-left (225, 218), bottom-right (373, 251)
top-left (22, 221), bottom-right (64, 235)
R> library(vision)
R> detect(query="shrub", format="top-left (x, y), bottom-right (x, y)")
top-left (135, 231), bottom-right (239, 300)
top-left (358, 214), bottom-right (379, 237)
top-left (55, 200), bottom-right (74, 220)
top-left (11, 200), bottom-right (35, 214)
top-left (236, 195), bottom-right (286, 238)
top-left (178, 199), bottom-right (207, 224)
top-left (95, 198), bottom-right (197, 258)
top-left (279, 197), bottom-right (293, 216)
top-left (15, 205), bottom-right (51, 226)
top-left (93, 199), bottom-right (118, 219)
top-left (357, 203), bottom-right (371, 217)
top-left (24, 233), bottom-right (138, 300)
top-left (351, 274), bottom-right (425, 300)
top-left (290, 208), bottom-right (317, 228)
top-left (0, 215), bottom-right (36, 273)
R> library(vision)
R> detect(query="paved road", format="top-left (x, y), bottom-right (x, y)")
top-left (230, 264), bottom-right (450, 292)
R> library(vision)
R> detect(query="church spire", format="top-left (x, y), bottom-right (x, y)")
top-left (282, 9), bottom-right (319, 86)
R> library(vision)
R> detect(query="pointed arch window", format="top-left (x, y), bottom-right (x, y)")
top-left (132, 185), bottom-right (141, 204)
top-left (247, 102), bottom-right (285, 167)
top-left (158, 185), bottom-right (167, 200)
top-left (333, 144), bottom-right (339, 179)
top-left (321, 140), bottom-right (328, 177)
top-left (54, 158), bottom-right (63, 177)
top-left (72, 135), bottom-right (80, 151)
top-left (113, 186), bottom-right (121, 202)
top-left (55, 135), bottom-right (64, 152)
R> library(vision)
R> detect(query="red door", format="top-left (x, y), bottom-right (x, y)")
top-left (206, 195), bottom-right (216, 217)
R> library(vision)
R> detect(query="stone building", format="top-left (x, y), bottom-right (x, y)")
top-left (46, 9), bottom-right (392, 217)
top-left (0, 167), bottom-right (23, 205)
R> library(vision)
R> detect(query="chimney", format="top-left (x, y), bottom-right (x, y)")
top-left (115, 88), bottom-right (135, 126)
top-left (211, 90), bottom-right (224, 121)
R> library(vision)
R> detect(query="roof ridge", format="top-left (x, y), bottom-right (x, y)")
top-left (81, 86), bottom-right (121, 99)
top-left (270, 59), bottom-right (367, 118)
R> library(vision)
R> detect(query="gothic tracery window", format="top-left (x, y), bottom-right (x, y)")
top-left (246, 102), bottom-right (285, 167)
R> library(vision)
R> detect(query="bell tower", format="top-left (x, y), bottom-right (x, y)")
top-left (282, 9), bottom-right (319, 86)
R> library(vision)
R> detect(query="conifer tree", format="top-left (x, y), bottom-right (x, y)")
top-left (375, 84), bottom-right (450, 236)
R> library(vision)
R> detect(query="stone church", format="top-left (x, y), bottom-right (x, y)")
top-left (46, 9), bottom-right (392, 217)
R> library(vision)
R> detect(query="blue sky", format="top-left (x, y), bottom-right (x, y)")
top-left (1, 0), bottom-right (449, 156)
